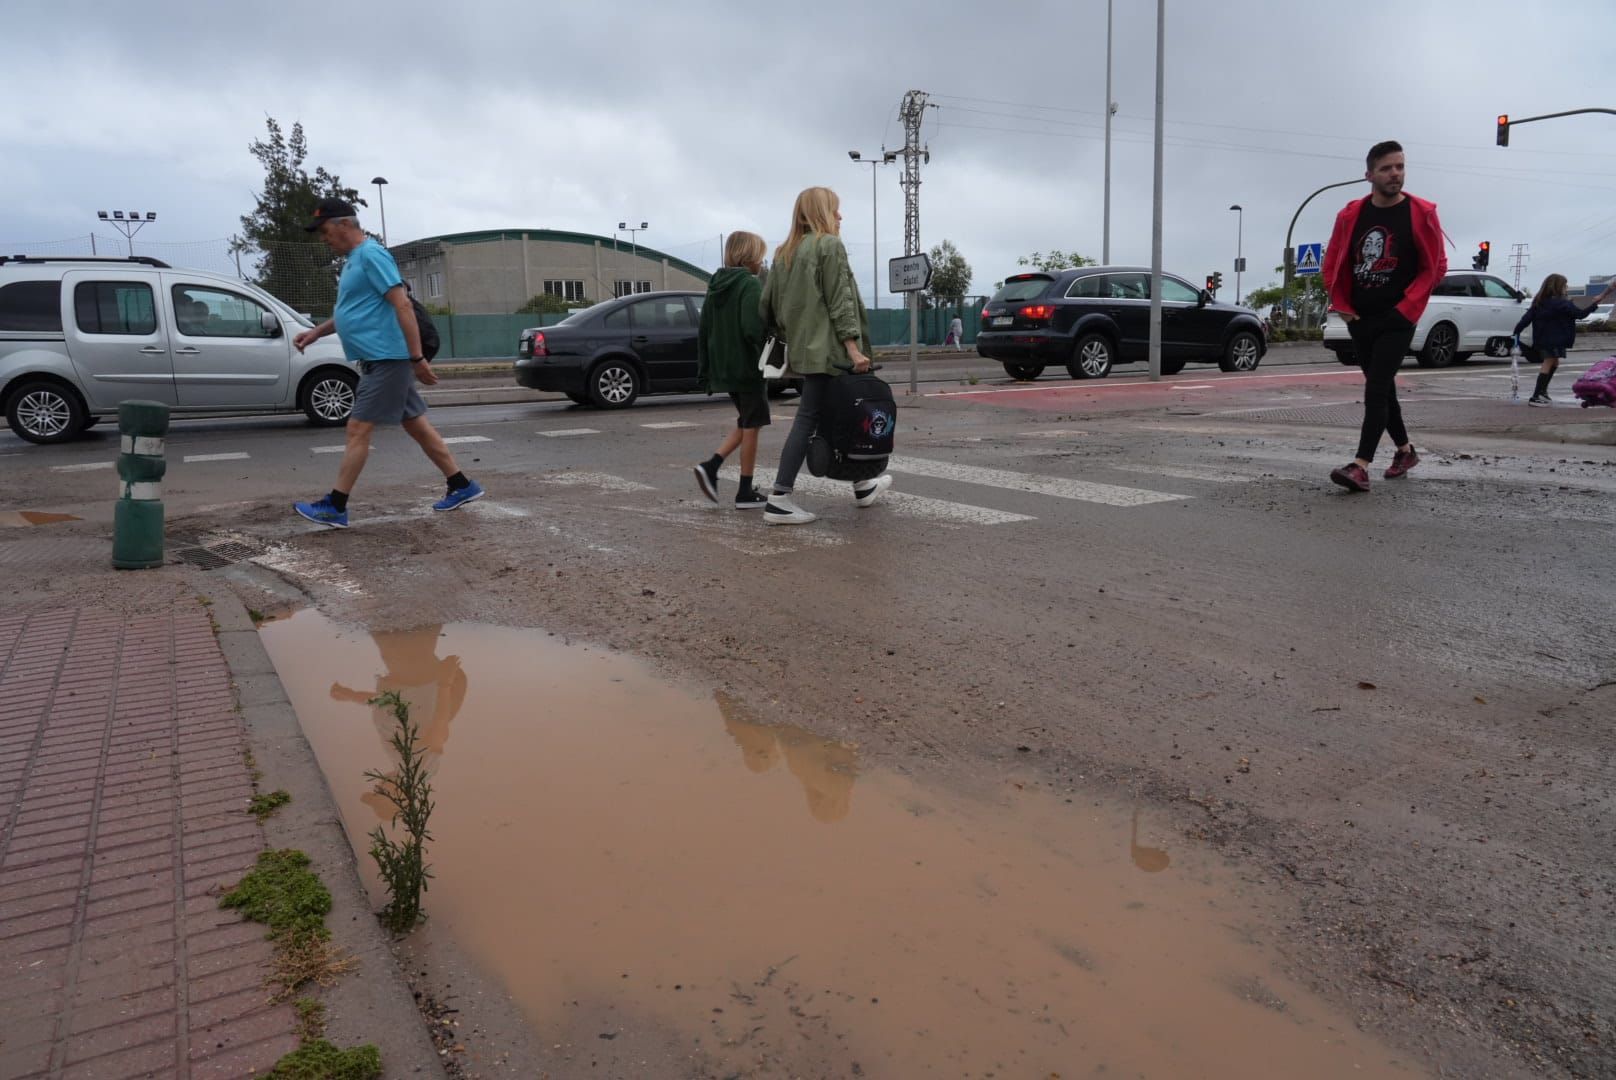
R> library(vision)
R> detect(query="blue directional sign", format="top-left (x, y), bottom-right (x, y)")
top-left (1295, 243), bottom-right (1323, 276)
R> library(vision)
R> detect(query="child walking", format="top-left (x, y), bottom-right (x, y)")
top-left (1515, 274), bottom-right (1616, 406)
top-left (694, 231), bottom-right (771, 508)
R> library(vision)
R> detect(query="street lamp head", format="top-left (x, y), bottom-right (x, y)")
top-left (372, 176), bottom-right (388, 186)
top-left (97, 211), bottom-right (109, 220)
top-left (639, 222), bottom-right (648, 230)
top-left (127, 211), bottom-right (140, 220)
top-left (848, 150), bottom-right (861, 161)
top-left (1229, 204), bottom-right (1242, 211)
top-left (112, 211), bottom-right (125, 220)
top-left (882, 151), bottom-right (898, 163)
top-left (145, 212), bottom-right (156, 221)
top-left (618, 222), bottom-right (627, 230)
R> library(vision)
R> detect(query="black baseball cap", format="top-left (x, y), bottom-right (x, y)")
top-left (303, 197), bottom-right (358, 232)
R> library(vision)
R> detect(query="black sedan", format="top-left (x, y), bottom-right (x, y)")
top-left (515, 291), bottom-right (707, 408)
top-left (976, 267), bottom-right (1266, 380)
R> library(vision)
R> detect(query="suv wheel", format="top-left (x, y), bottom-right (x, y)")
top-left (300, 369), bottom-right (358, 425)
top-left (1067, 333), bottom-right (1114, 380)
top-left (1219, 330), bottom-right (1263, 372)
top-left (1003, 363), bottom-right (1044, 381)
top-left (6, 380), bottom-right (86, 445)
top-left (588, 358), bottom-right (641, 408)
top-left (1417, 322), bottom-right (1458, 368)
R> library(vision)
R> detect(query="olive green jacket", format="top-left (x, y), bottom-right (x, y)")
top-left (759, 232), bottom-right (870, 375)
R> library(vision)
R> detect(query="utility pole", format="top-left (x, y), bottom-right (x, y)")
top-left (1103, 0), bottom-right (1114, 264)
top-left (1147, 0), bottom-right (1164, 381)
top-left (1509, 243), bottom-right (1529, 291)
top-left (899, 89), bottom-right (933, 394)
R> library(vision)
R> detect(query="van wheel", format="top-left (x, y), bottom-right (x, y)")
top-left (588, 359), bottom-right (640, 408)
top-left (300, 369), bottom-right (358, 425)
top-left (6, 380), bottom-right (87, 444)
top-left (1067, 334), bottom-right (1114, 379)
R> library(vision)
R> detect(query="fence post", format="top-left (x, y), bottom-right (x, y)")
top-left (111, 400), bottom-right (168, 570)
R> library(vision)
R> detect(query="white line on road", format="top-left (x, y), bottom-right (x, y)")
top-left (312, 445), bottom-right (349, 454)
top-left (539, 471), bottom-right (656, 494)
top-left (51, 461), bottom-right (114, 472)
top-left (927, 368), bottom-right (1364, 398)
top-left (737, 471), bottom-right (1035, 525)
top-left (183, 452), bottom-right (251, 463)
top-left (1172, 384), bottom-right (1215, 390)
top-left (887, 455), bottom-right (1190, 507)
top-left (641, 421), bottom-right (701, 430)
top-left (1016, 429), bottom-right (1091, 438)
top-left (539, 428), bottom-right (601, 437)
top-left (441, 435), bottom-right (493, 444)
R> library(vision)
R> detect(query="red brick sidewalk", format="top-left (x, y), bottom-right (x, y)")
top-left (0, 605), bottom-right (298, 1078)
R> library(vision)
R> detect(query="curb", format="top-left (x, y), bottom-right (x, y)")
top-left (197, 581), bottom-right (448, 1077)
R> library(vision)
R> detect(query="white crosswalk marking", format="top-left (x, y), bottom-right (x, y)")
top-left (539, 471), bottom-right (656, 494)
top-left (887, 456), bottom-right (1190, 507)
top-left (734, 471), bottom-right (1034, 525)
top-left (183, 452), bottom-right (251, 463)
top-left (641, 421), bottom-right (700, 430)
top-left (51, 461), bottom-right (114, 472)
top-left (442, 435), bottom-right (492, 445)
top-left (539, 428), bottom-right (601, 437)
top-left (311, 445), bottom-right (350, 454)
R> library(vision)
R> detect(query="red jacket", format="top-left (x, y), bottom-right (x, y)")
top-left (1322, 194), bottom-right (1447, 325)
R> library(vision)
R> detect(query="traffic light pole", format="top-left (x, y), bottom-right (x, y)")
top-left (1497, 107), bottom-right (1616, 145)
top-left (1283, 178), bottom-right (1366, 327)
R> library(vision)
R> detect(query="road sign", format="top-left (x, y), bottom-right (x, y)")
top-left (1295, 243), bottom-right (1322, 276)
top-left (888, 253), bottom-right (932, 293)
top-left (1234, 257), bottom-right (1246, 273)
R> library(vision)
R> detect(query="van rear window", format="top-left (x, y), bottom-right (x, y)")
top-left (0, 281), bottom-right (63, 332)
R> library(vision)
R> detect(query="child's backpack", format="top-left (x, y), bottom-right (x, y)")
top-left (807, 370), bottom-right (896, 482)
top-left (1572, 357), bottom-right (1616, 408)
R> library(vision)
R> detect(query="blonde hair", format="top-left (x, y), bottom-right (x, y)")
top-left (1532, 273), bottom-right (1567, 306)
top-left (724, 230), bottom-right (766, 271)
top-left (774, 187), bottom-right (841, 268)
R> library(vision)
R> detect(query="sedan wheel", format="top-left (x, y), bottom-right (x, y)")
top-left (588, 360), bottom-right (641, 408)
top-left (6, 381), bottom-right (86, 444)
top-left (1219, 330), bottom-right (1263, 373)
top-left (302, 371), bottom-right (358, 425)
top-left (1418, 323), bottom-right (1458, 368)
top-left (1067, 334), bottom-right (1114, 380)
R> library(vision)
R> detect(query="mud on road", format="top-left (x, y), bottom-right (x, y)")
top-left (170, 394), bottom-right (1616, 1078)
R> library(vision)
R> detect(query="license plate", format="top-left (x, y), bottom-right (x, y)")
top-left (992, 316), bottom-right (1013, 327)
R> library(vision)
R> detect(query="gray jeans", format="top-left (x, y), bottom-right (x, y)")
top-left (771, 374), bottom-right (831, 493)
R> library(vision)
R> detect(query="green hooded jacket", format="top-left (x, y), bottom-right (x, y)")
top-left (696, 267), bottom-right (765, 394)
top-left (759, 232), bottom-right (870, 376)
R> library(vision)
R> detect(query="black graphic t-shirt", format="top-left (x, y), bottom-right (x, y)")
top-left (1348, 197), bottom-right (1419, 317)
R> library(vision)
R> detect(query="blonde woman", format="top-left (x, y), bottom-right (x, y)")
top-left (758, 187), bottom-right (891, 524)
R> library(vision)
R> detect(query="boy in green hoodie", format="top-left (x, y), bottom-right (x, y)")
top-left (694, 232), bottom-right (770, 508)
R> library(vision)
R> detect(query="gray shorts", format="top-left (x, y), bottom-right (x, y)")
top-left (351, 360), bottom-right (427, 424)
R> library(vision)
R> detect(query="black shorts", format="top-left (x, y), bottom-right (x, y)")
top-left (729, 391), bottom-right (770, 429)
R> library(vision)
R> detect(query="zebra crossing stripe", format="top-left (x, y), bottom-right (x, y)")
top-left (183, 452), bottom-right (251, 463)
top-left (641, 421), bottom-right (700, 430)
top-left (887, 456), bottom-right (1190, 507)
top-left (52, 461), bottom-right (115, 472)
top-left (442, 435), bottom-right (492, 444)
top-left (539, 428), bottom-right (601, 437)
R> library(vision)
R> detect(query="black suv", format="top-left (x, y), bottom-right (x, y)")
top-left (976, 266), bottom-right (1267, 379)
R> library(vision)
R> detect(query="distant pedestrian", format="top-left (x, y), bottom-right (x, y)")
top-left (1514, 274), bottom-right (1615, 406)
top-left (291, 198), bottom-right (483, 528)
top-left (759, 187), bottom-right (891, 525)
top-left (693, 231), bottom-right (770, 509)
top-left (947, 313), bottom-right (964, 350)
top-left (1322, 141), bottom-right (1447, 493)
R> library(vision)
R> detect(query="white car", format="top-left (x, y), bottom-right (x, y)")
top-left (1323, 271), bottom-right (1529, 368)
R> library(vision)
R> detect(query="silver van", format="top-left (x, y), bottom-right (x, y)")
top-left (0, 255), bottom-right (358, 443)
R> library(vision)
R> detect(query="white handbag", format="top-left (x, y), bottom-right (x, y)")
top-left (758, 337), bottom-right (788, 380)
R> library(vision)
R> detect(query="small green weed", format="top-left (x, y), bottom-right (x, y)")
top-left (966, 372), bottom-right (981, 385)
top-left (248, 789), bottom-right (291, 821)
top-left (365, 691), bottom-right (434, 935)
top-left (266, 1039), bottom-right (380, 1080)
top-left (219, 849), bottom-right (354, 999)
top-left (248, 608), bottom-right (267, 625)
top-left (293, 998), bottom-right (326, 1042)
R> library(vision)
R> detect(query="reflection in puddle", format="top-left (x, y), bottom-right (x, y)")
top-left (259, 611), bottom-right (1420, 1078)
top-left (0, 510), bottom-right (80, 527)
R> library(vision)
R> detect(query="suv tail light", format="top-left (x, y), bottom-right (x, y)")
top-left (1018, 304), bottom-right (1055, 323)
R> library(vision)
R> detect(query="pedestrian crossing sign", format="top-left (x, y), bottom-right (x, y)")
top-left (1295, 243), bottom-right (1322, 276)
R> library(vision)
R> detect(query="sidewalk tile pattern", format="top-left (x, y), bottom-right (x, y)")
top-left (0, 607), bottom-right (297, 1078)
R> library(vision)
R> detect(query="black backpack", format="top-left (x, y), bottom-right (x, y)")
top-left (409, 294), bottom-right (441, 361)
top-left (807, 371), bottom-right (896, 481)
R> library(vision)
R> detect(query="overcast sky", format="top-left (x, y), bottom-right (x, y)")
top-left (5, 0), bottom-right (1615, 307)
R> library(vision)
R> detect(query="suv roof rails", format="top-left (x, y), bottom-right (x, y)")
top-left (0, 255), bottom-right (173, 269)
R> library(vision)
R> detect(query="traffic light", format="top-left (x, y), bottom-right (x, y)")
top-left (1473, 241), bottom-right (1490, 270)
top-left (1205, 275), bottom-right (1215, 293)
top-left (1211, 271), bottom-right (1223, 293)
top-left (1496, 114), bottom-right (1509, 147)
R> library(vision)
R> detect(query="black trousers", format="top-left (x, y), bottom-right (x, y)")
top-left (1347, 310), bottom-right (1416, 462)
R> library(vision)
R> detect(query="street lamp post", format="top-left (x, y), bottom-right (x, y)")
top-left (1228, 204), bottom-right (1243, 305)
top-left (849, 149), bottom-right (898, 316)
top-left (1103, 0), bottom-right (1114, 264)
top-left (618, 221), bottom-right (648, 277)
top-left (371, 177), bottom-right (389, 246)
top-left (96, 210), bottom-right (156, 256)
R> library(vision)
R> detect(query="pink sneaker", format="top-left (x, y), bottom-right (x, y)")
top-left (1330, 462), bottom-right (1370, 492)
top-left (1384, 447), bottom-right (1419, 479)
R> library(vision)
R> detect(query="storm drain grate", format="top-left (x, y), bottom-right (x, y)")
top-left (172, 538), bottom-right (264, 571)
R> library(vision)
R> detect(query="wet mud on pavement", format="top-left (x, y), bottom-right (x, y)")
top-left (260, 610), bottom-right (1420, 1078)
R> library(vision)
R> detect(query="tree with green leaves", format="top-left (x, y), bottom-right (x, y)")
top-left (231, 118), bottom-right (365, 318)
top-left (1243, 264), bottom-right (1328, 326)
top-left (1017, 249), bottom-right (1097, 272)
top-left (924, 239), bottom-right (973, 312)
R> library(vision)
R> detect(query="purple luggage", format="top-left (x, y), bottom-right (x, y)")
top-left (1572, 357), bottom-right (1616, 408)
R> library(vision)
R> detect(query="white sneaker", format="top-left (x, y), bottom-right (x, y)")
top-left (853, 474), bottom-right (892, 507)
top-left (763, 493), bottom-right (816, 525)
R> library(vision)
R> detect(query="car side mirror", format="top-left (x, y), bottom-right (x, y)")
top-left (261, 311), bottom-right (283, 337)
top-left (1197, 290), bottom-right (1210, 307)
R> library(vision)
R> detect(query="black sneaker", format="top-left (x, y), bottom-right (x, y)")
top-left (692, 461), bottom-right (719, 503)
top-left (734, 488), bottom-right (767, 509)
top-left (1527, 394), bottom-right (1551, 407)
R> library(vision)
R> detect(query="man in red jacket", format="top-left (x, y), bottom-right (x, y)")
top-left (1322, 141), bottom-right (1447, 492)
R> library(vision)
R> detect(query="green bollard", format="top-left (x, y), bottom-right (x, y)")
top-left (111, 400), bottom-right (170, 570)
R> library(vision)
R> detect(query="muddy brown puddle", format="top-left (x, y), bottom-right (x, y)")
top-left (260, 610), bottom-right (1421, 1078)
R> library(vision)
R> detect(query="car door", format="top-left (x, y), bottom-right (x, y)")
top-left (165, 280), bottom-right (294, 408)
top-left (628, 296), bottom-right (698, 390)
top-left (59, 270), bottom-right (176, 408)
top-left (1158, 275), bottom-right (1212, 360)
top-left (1099, 273), bottom-right (1151, 359)
top-left (1476, 275), bottom-right (1526, 350)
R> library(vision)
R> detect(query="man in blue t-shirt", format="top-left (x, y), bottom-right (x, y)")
top-left (290, 198), bottom-right (483, 528)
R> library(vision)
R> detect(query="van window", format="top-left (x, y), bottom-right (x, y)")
top-left (171, 285), bottom-right (275, 338)
top-left (0, 281), bottom-right (63, 332)
top-left (74, 282), bottom-right (157, 335)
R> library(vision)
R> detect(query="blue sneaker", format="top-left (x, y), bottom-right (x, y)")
top-left (433, 479), bottom-right (485, 512)
top-left (294, 497), bottom-right (348, 529)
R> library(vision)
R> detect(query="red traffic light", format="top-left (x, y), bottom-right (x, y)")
top-left (1496, 114), bottom-right (1509, 147)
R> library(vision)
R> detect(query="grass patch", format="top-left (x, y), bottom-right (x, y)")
top-left (248, 789), bottom-right (291, 821)
top-left (248, 608), bottom-right (267, 625)
top-left (220, 849), bottom-right (355, 1000)
top-left (266, 1039), bottom-right (381, 1080)
top-left (293, 998), bottom-right (326, 1042)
